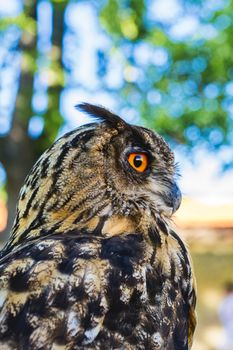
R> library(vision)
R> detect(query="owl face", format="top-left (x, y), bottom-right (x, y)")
top-left (10, 104), bottom-right (181, 247)
top-left (92, 118), bottom-right (181, 218)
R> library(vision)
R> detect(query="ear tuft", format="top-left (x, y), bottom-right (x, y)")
top-left (76, 103), bottom-right (127, 129)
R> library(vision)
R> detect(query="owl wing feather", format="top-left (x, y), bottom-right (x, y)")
top-left (0, 232), bottom-right (146, 350)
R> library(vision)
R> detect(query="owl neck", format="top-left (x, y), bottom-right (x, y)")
top-left (5, 202), bottom-right (170, 256)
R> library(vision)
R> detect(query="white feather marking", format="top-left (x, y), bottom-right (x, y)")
top-left (0, 290), bottom-right (7, 308)
top-left (67, 311), bottom-right (80, 337)
top-left (152, 332), bottom-right (164, 348)
top-left (83, 324), bottom-right (102, 344)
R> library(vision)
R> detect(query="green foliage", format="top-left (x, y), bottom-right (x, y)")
top-left (100, 0), bottom-right (145, 41)
top-left (51, 0), bottom-right (69, 3)
top-left (0, 13), bottom-right (36, 33)
top-left (100, 0), bottom-right (233, 149)
top-left (1, 0), bottom-right (233, 159)
top-left (0, 186), bottom-right (7, 204)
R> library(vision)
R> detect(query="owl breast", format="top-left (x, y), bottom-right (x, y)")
top-left (0, 224), bottom-right (195, 350)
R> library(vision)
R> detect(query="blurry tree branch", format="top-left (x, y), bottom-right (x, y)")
top-left (0, 0), bottom-right (67, 241)
top-left (35, 1), bottom-right (66, 153)
top-left (0, 0), bottom-right (37, 241)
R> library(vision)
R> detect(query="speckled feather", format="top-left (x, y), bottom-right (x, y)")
top-left (0, 104), bottom-right (196, 349)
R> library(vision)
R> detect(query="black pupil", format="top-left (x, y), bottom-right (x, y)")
top-left (133, 155), bottom-right (143, 168)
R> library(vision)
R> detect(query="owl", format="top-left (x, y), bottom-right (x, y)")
top-left (0, 103), bottom-right (196, 350)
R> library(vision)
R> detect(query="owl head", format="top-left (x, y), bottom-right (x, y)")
top-left (8, 103), bottom-right (181, 249)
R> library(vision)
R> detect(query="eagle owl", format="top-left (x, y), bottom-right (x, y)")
top-left (0, 104), bottom-right (196, 350)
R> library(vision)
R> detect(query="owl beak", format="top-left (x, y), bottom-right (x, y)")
top-left (171, 182), bottom-right (182, 214)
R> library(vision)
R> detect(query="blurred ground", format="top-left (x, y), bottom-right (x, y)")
top-left (188, 246), bottom-right (233, 350)
top-left (175, 197), bottom-right (233, 350)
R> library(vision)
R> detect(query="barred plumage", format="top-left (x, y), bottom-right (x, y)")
top-left (0, 103), bottom-right (196, 349)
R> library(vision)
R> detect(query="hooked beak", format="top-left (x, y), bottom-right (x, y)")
top-left (171, 182), bottom-right (182, 213)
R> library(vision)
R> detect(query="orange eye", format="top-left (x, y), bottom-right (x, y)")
top-left (127, 153), bottom-right (148, 172)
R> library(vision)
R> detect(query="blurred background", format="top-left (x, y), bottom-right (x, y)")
top-left (0, 0), bottom-right (233, 349)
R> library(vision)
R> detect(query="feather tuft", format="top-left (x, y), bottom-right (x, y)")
top-left (76, 103), bottom-right (127, 129)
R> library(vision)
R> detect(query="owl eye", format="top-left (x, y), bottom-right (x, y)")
top-left (127, 153), bottom-right (148, 172)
